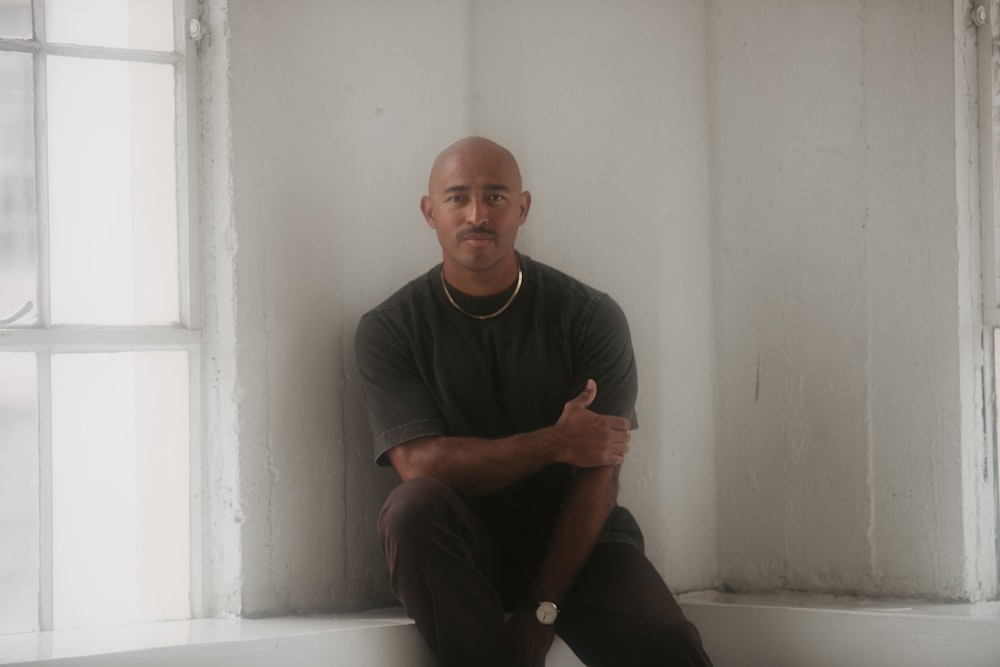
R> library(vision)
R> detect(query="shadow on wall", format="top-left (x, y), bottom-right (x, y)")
top-left (341, 325), bottom-right (401, 608)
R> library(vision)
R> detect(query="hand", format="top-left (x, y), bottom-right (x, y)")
top-left (553, 379), bottom-right (631, 468)
top-left (506, 609), bottom-right (556, 667)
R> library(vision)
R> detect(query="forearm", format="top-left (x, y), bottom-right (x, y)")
top-left (387, 381), bottom-right (631, 496)
top-left (528, 465), bottom-right (619, 605)
top-left (387, 429), bottom-right (563, 497)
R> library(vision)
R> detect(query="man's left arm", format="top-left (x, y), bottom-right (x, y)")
top-left (507, 294), bottom-right (638, 665)
top-left (507, 456), bottom-right (619, 665)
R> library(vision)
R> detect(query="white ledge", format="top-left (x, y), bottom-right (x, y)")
top-left (0, 610), bottom-right (435, 667)
top-left (683, 589), bottom-right (1000, 617)
top-left (681, 591), bottom-right (1000, 667)
top-left (2, 594), bottom-right (1000, 666)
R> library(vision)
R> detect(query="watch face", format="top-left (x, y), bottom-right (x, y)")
top-left (535, 601), bottom-right (558, 625)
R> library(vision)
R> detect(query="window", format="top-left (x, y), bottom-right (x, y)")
top-left (0, 0), bottom-right (199, 633)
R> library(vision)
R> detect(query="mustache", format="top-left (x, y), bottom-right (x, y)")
top-left (456, 227), bottom-right (497, 242)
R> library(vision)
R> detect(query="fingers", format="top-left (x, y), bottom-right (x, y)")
top-left (598, 430), bottom-right (630, 465)
top-left (564, 381), bottom-right (634, 434)
top-left (576, 437), bottom-right (630, 468)
top-left (600, 415), bottom-right (632, 436)
top-left (603, 443), bottom-right (629, 467)
top-left (569, 378), bottom-right (597, 409)
top-left (567, 445), bottom-right (630, 468)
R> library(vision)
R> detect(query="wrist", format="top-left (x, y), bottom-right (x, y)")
top-left (521, 596), bottom-right (560, 626)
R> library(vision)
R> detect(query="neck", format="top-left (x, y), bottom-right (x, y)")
top-left (442, 255), bottom-right (520, 296)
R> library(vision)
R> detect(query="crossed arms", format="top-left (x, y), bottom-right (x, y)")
top-left (386, 379), bottom-right (631, 496)
top-left (386, 379), bottom-right (631, 645)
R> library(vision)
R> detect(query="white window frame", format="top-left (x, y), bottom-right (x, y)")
top-left (0, 0), bottom-right (202, 632)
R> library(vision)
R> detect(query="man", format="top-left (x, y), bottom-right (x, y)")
top-left (356, 137), bottom-right (713, 667)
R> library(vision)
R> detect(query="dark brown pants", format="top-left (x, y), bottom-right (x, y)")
top-left (378, 478), bottom-right (714, 667)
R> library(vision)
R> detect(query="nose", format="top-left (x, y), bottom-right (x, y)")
top-left (466, 197), bottom-right (488, 226)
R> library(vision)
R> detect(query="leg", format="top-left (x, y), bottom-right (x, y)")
top-left (378, 478), bottom-right (512, 667)
top-left (556, 541), bottom-right (714, 667)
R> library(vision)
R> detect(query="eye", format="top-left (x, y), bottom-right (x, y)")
top-left (486, 194), bottom-right (506, 203)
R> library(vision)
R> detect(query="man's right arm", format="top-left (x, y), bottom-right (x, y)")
top-left (387, 379), bottom-right (630, 497)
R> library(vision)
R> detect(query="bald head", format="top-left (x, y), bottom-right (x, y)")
top-left (420, 136), bottom-right (531, 294)
top-left (428, 136), bottom-right (523, 194)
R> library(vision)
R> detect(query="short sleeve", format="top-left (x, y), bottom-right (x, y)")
top-left (574, 295), bottom-right (638, 428)
top-left (355, 310), bottom-right (446, 465)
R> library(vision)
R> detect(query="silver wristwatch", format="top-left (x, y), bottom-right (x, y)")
top-left (534, 600), bottom-right (559, 625)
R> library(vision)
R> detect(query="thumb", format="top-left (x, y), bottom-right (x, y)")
top-left (571, 379), bottom-right (597, 409)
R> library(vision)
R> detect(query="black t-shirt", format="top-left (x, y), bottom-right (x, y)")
top-left (356, 254), bottom-right (643, 547)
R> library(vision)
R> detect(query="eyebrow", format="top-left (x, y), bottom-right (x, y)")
top-left (441, 184), bottom-right (511, 195)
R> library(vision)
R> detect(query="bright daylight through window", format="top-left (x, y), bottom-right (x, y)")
top-left (0, 0), bottom-right (196, 634)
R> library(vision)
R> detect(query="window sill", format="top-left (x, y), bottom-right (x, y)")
top-left (0, 609), bottom-right (580, 667)
top-left (2, 594), bottom-right (1000, 666)
top-left (0, 610), bottom-right (427, 667)
top-left (683, 590), bottom-right (1000, 667)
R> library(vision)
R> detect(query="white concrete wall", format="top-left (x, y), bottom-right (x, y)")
top-left (213, 0), bottom-right (472, 614)
top-left (470, 0), bottom-right (717, 592)
top-left (710, 0), bottom-right (995, 600)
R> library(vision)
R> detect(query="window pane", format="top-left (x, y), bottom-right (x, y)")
top-left (0, 0), bottom-right (32, 39)
top-left (47, 56), bottom-right (178, 325)
top-left (0, 51), bottom-right (37, 327)
top-left (52, 352), bottom-right (189, 630)
top-left (47, 0), bottom-right (174, 52)
top-left (0, 352), bottom-right (39, 635)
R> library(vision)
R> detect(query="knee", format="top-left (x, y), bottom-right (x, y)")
top-left (377, 478), bottom-right (462, 545)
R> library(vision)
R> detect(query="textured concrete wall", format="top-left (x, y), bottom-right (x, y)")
top-left (710, 0), bottom-right (995, 600)
top-left (470, 0), bottom-right (718, 592)
top-left (221, 0), bottom-right (471, 614)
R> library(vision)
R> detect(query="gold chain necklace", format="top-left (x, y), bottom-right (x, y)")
top-left (441, 269), bottom-right (523, 320)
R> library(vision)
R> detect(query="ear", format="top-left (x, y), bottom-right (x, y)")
top-left (420, 196), bottom-right (435, 229)
top-left (518, 191), bottom-right (532, 226)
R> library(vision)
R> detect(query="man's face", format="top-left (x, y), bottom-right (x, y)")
top-left (421, 141), bottom-right (530, 281)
